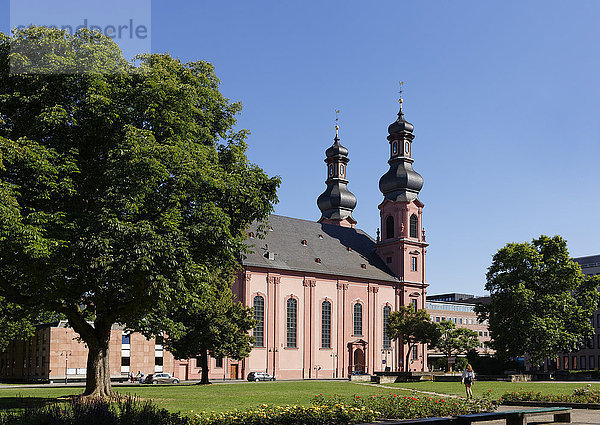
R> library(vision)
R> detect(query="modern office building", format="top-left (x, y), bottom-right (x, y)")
top-left (556, 255), bottom-right (600, 372)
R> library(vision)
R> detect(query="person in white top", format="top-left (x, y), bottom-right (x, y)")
top-left (461, 364), bottom-right (475, 398)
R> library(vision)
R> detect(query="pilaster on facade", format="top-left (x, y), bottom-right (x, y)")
top-left (303, 277), bottom-right (316, 287)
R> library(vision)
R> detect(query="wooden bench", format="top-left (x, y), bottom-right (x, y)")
top-left (455, 407), bottom-right (571, 425)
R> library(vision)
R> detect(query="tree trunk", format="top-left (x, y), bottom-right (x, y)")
top-left (198, 348), bottom-right (211, 384)
top-left (84, 328), bottom-right (114, 397)
top-left (405, 344), bottom-right (412, 372)
top-left (62, 309), bottom-right (115, 397)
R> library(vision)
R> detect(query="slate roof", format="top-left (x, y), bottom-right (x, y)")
top-left (574, 255), bottom-right (600, 268)
top-left (241, 215), bottom-right (399, 283)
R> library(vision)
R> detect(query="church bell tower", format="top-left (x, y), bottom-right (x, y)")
top-left (375, 92), bottom-right (428, 298)
top-left (317, 116), bottom-right (357, 228)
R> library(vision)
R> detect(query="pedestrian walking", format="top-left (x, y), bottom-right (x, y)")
top-left (461, 364), bottom-right (475, 398)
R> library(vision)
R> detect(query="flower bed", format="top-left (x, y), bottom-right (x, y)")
top-left (193, 393), bottom-right (495, 424)
top-left (501, 385), bottom-right (600, 405)
top-left (0, 392), bottom-right (496, 425)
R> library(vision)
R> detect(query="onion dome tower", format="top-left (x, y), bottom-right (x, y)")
top-left (375, 87), bottom-right (428, 293)
top-left (317, 115), bottom-right (357, 228)
top-left (378, 97), bottom-right (423, 202)
top-left (375, 86), bottom-right (429, 373)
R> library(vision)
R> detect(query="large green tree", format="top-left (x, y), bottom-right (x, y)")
top-left (433, 319), bottom-right (480, 371)
top-left (0, 27), bottom-right (279, 396)
top-left (164, 273), bottom-right (256, 385)
top-left (386, 306), bottom-right (441, 372)
top-left (475, 235), bottom-right (600, 366)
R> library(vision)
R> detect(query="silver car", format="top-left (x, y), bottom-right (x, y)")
top-left (247, 371), bottom-right (275, 381)
top-left (146, 372), bottom-right (180, 384)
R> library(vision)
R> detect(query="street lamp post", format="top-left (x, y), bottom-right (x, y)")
top-left (60, 351), bottom-right (72, 384)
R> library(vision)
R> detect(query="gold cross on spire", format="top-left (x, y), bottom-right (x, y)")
top-left (335, 109), bottom-right (340, 136)
top-left (398, 81), bottom-right (404, 105)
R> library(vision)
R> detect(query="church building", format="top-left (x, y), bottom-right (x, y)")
top-left (0, 96), bottom-right (435, 383)
top-left (225, 97), bottom-right (430, 380)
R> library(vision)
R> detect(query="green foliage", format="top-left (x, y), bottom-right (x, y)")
top-left (6, 27), bottom-right (130, 75)
top-left (466, 350), bottom-right (516, 375)
top-left (435, 356), bottom-right (468, 371)
top-left (386, 306), bottom-right (441, 371)
top-left (500, 385), bottom-right (600, 404)
top-left (0, 392), bottom-right (495, 425)
top-left (0, 297), bottom-right (63, 351)
top-left (0, 26), bottom-right (279, 395)
top-left (195, 403), bottom-right (377, 425)
top-left (433, 320), bottom-right (481, 371)
top-left (0, 396), bottom-right (189, 425)
top-left (164, 272), bottom-right (257, 383)
top-left (312, 392), bottom-right (495, 420)
top-left (0, 297), bottom-right (36, 352)
top-left (476, 235), bottom-right (600, 366)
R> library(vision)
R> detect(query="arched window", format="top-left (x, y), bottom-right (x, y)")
top-left (321, 301), bottom-right (331, 348)
top-left (383, 306), bottom-right (391, 349)
top-left (410, 214), bottom-right (418, 238)
top-left (340, 164), bottom-right (345, 177)
top-left (287, 298), bottom-right (297, 348)
top-left (253, 296), bottom-right (265, 347)
top-left (392, 141), bottom-right (398, 155)
top-left (353, 303), bottom-right (363, 336)
top-left (328, 164), bottom-right (333, 177)
top-left (386, 216), bottom-right (394, 239)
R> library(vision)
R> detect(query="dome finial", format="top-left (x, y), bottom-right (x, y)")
top-left (398, 81), bottom-right (404, 114)
top-left (335, 109), bottom-right (340, 140)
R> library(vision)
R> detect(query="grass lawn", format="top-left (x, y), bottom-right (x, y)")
top-left (386, 381), bottom-right (600, 399)
top-left (0, 381), bottom-right (413, 414)
top-left (2, 380), bottom-right (597, 414)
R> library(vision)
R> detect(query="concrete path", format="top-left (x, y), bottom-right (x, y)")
top-left (350, 381), bottom-right (460, 398)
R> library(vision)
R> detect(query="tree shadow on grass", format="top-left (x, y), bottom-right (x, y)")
top-left (0, 396), bottom-right (62, 411)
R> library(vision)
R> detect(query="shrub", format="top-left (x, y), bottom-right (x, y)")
top-left (0, 392), bottom-right (496, 425)
top-left (0, 396), bottom-right (189, 425)
top-left (501, 385), bottom-right (600, 405)
top-left (312, 392), bottom-right (495, 420)
top-left (190, 403), bottom-right (378, 425)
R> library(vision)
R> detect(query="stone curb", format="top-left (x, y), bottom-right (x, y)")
top-left (501, 400), bottom-right (600, 410)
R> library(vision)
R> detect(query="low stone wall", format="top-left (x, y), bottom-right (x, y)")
top-left (372, 372), bottom-right (440, 383)
top-left (349, 374), bottom-right (371, 382)
top-left (371, 372), bottom-right (533, 383)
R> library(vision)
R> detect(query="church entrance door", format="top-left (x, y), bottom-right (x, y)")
top-left (230, 364), bottom-right (238, 380)
top-left (353, 349), bottom-right (364, 373)
top-left (347, 339), bottom-right (368, 376)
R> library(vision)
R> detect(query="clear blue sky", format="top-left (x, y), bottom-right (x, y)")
top-left (2, 1), bottom-right (599, 296)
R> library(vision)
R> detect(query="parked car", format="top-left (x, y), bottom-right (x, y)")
top-left (247, 371), bottom-right (275, 381)
top-left (143, 373), bottom-right (180, 384)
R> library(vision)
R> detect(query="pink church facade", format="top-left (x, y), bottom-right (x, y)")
top-left (231, 258), bottom-right (427, 380)
top-left (220, 97), bottom-right (431, 380)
